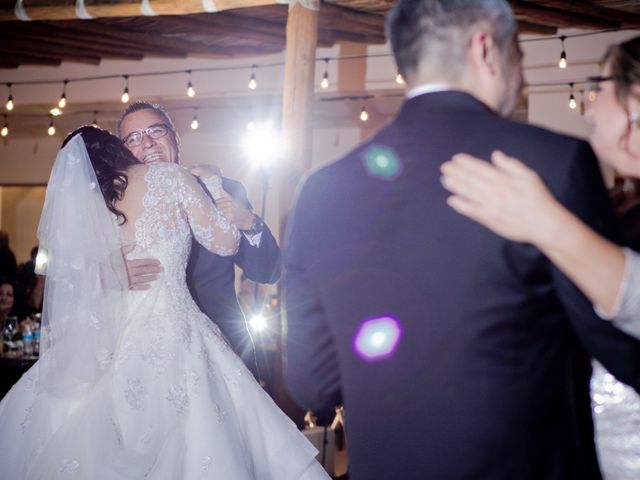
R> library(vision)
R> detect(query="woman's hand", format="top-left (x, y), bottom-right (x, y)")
top-left (440, 150), bottom-right (565, 247)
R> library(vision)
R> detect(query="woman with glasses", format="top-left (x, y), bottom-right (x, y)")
top-left (441, 35), bottom-right (640, 478)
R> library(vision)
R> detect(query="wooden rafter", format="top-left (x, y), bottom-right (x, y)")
top-left (529, 0), bottom-right (640, 26)
top-left (511, 0), bottom-right (620, 29)
top-left (0, 0), bottom-right (282, 22)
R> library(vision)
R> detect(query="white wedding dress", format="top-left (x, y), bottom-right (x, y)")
top-left (0, 137), bottom-right (327, 480)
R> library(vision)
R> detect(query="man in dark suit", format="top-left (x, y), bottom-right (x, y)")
top-left (117, 102), bottom-right (280, 370)
top-left (283, 1), bottom-right (640, 478)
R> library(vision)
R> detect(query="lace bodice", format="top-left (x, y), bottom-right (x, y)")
top-left (119, 163), bottom-right (240, 292)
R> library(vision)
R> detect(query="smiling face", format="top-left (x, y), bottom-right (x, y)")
top-left (585, 63), bottom-right (640, 177)
top-left (119, 108), bottom-right (179, 164)
top-left (0, 283), bottom-right (14, 316)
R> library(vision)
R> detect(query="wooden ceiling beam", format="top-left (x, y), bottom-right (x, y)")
top-left (528, 0), bottom-right (640, 27)
top-left (1, 23), bottom-right (178, 59)
top-left (516, 20), bottom-right (557, 35)
top-left (113, 14), bottom-right (286, 46)
top-left (0, 31), bottom-right (144, 61)
top-left (0, 40), bottom-right (101, 64)
top-left (0, 0), bottom-right (282, 22)
top-left (510, 1), bottom-right (620, 29)
top-left (51, 19), bottom-right (209, 55)
top-left (319, 2), bottom-right (386, 35)
top-left (0, 50), bottom-right (60, 66)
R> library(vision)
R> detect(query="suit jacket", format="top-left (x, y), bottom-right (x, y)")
top-left (187, 177), bottom-right (280, 360)
top-left (283, 91), bottom-right (640, 480)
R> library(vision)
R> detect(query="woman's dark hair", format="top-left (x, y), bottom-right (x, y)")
top-left (0, 277), bottom-right (17, 317)
top-left (603, 35), bottom-right (640, 109)
top-left (61, 126), bottom-right (139, 224)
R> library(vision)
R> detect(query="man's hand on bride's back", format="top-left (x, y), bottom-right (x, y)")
top-left (121, 244), bottom-right (163, 291)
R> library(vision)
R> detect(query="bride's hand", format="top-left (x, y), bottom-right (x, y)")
top-left (185, 164), bottom-right (222, 180)
top-left (440, 150), bottom-right (564, 247)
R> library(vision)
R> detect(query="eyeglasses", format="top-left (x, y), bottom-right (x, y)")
top-left (584, 75), bottom-right (613, 104)
top-left (122, 123), bottom-right (170, 148)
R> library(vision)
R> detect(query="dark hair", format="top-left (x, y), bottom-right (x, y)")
top-left (603, 35), bottom-right (640, 109)
top-left (386, 0), bottom-right (517, 84)
top-left (0, 277), bottom-right (16, 315)
top-left (61, 126), bottom-right (139, 224)
top-left (116, 101), bottom-right (180, 163)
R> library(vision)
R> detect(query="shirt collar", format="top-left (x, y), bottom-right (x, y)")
top-left (406, 83), bottom-right (451, 99)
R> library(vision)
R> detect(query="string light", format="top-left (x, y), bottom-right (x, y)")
top-left (360, 105), bottom-right (369, 122)
top-left (190, 109), bottom-right (199, 130)
top-left (395, 71), bottom-right (404, 84)
top-left (91, 110), bottom-right (99, 128)
top-left (58, 80), bottom-right (68, 109)
top-left (5, 83), bottom-right (13, 111)
top-left (568, 83), bottom-right (577, 109)
top-left (121, 75), bottom-right (130, 103)
top-left (320, 58), bottom-right (329, 89)
top-left (558, 36), bottom-right (567, 69)
top-left (47, 116), bottom-right (56, 136)
top-left (1, 115), bottom-right (8, 137)
top-left (248, 65), bottom-right (257, 90)
top-left (186, 70), bottom-right (195, 98)
top-left (49, 107), bottom-right (62, 116)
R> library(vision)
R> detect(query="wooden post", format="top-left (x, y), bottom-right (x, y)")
top-left (279, 0), bottom-right (319, 228)
top-left (274, 0), bottom-right (319, 425)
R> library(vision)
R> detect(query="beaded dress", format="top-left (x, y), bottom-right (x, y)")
top-left (592, 248), bottom-right (640, 479)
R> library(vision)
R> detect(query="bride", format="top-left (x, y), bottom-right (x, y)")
top-left (0, 126), bottom-right (329, 480)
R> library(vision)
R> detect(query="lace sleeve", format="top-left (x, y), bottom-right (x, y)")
top-left (172, 167), bottom-right (240, 256)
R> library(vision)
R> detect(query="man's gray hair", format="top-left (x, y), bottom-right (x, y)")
top-left (386, 0), bottom-right (517, 84)
top-left (115, 101), bottom-right (176, 139)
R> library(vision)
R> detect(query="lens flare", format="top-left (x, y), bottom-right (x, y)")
top-left (353, 316), bottom-right (402, 362)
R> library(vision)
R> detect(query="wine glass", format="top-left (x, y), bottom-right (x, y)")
top-left (2, 316), bottom-right (19, 356)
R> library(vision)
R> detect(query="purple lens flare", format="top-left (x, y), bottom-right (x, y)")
top-left (353, 316), bottom-right (402, 362)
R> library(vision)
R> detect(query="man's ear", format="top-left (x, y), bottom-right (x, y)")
top-left (469, 29), bottom-right (499, 77)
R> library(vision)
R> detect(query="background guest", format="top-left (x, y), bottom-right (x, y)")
top-left (0, 232), bottom-right (17, 280)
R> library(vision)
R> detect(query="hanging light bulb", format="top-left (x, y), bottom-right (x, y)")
top-left (360, 105), bottom-right (369, 122)
top-left (58, 80), bottom-right (68, 109)
top-left (1, 115), bottom-right (8, 137)
top-left (6, 83), bottom-right (14, 111)
top-left (186, 70), bottom-right (196, 98)
top-left (49, 107), bottom-right (62, 116)
top-left (320, 59), bottom-right (329, 89)
top-left (248, 66), bottom-right (257, 90)
top-left (121, 75), bottom-right (130, 104)
top-left (190, 110), bottom-right (199, 130)
top-left (47, 116), bottom-right (56, 136)
top-left (395, 71), bottom-right (404, 85)
top-left (91, 111), bottom-right (99, 128)
top-left (558, 36), bottom-right (567, 69)
top-left (568, 83), bottom-right (577, 110)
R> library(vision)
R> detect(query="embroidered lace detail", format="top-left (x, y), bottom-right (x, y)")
top-left (124, 378), bottom-right (146, 410)
top-left (166, 384), bottom-right (190, 416)
top-left (59, 459), bottom-right (80, 474)
top-left (214, 404), bottom-right (227, 423)
top-left (20, 406), bottom-right (33, 433)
